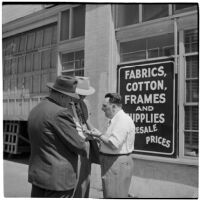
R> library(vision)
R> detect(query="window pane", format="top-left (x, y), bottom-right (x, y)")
top-left (43, 26), bottom-right (53, 46)
top-left (72, 5), bottom-right (85, 38)
top-left (19, 34), bottom-right (27, 52)
top-left (117, 4), bottom-right (139, 28)
top-left (5, 38), bottom-right (13, 55)
top-left (60, 10), bottom-right (70, 41)
top-left (185, 131), bottom-right (198, 157)
top-left (75, 50), bottom-right (84, 69)
top-left (120, 33), bottom-right (175, 62)
top-left (186, 80), bottom-right (199, 102)
top-left (18, 56), bottom-right (25, 73)
top-left (62, 52), bottom-right (74, 62)
top-left (184, 29), bottom-right (198, 53)
top-left (75, 69), bottom-right (84, 76)
top-left (175, 3), bottom-right (197, 10)
top-left (51, 48), bottom-right (57, 69)
top-left (142, 4), bottom-right (168, 22)
top-left (184, 106), bottom-right (199, 157)
top-left (120, 39), bottom-right (146, 54)
top-left (25, 53), bottom-right (32, 72)
top-left (186, 56), bottom-right (198, 78)
top-left (33, 52), bottom-right (41, 71)
top-left (148, 33), bottom-right (174, 57)
top-left (35, 29), bottom-right (43, 48)
top-left (62, 62), bottom-right (75, 71)
top-left (185, 55), bottom-right (199, 103)
top-left (174, 3), bottom-right (197, 14)
top-left (41, 50), bottom-right (51, 69)
top-left (62, 52), bottom-right (74, 71)
top-left (27, 32), bottom-right (35, 50)
top-left (13, 36), bottom-right (20, 53)
top-left (61, 51), bottom-right (84, 72)
top-left (120, 39), bottom-right (146, 62)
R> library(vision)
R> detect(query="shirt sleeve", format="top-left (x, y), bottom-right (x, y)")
top-left (53, 109), bottom-right (87, 156)
top-left (108, 118), bottom-right (128, 149)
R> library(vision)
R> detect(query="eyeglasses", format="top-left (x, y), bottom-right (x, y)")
top-left (102, 104), bottom-right (107, 109)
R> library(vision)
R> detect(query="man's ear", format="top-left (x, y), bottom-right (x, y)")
top-left (112, 104), bottom-right (116, 109)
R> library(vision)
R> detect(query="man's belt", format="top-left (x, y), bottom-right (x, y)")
top-left (99, 152), bottom-right (132, 156)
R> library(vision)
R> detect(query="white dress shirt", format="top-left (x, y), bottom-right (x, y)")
top-left (100, 110), bottom-right (135, 154)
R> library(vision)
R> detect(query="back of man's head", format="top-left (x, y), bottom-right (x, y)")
top-left (105, 93), bottom-right (122, 107)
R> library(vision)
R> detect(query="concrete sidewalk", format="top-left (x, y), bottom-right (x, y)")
top-left (3, 155), bottom-right (103, 198)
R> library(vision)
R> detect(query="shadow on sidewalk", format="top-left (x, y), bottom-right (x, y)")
top-left (3, 152), bottom-right (30, 165)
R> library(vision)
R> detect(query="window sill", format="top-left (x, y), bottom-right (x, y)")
top-left (131, 153), bottom-right (198, 166)
top-left (59, 36), bottom-right (84, 45)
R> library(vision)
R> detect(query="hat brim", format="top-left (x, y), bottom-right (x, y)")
top-left (47, 83), bottom-right (80, 99)
top-left (76, 86), bottom-right (95, 96)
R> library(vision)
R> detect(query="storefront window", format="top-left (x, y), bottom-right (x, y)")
top-left (60, 5), bottom-right (85, 41)
top-left (61, 50), bottom-right (84, 76)
top-left (142, 4), bottom-right (168, 22)
top-left (120, 33), bottom-right (174, 62)
top-left (116, 4), bottom-right (139, 28)
top-left (184, 29), bottom-right (199, 157)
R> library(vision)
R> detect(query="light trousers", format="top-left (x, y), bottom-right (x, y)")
top-left (99, 154), bottom-right (133, 198)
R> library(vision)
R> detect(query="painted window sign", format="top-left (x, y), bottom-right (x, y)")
top-left (118, 60), bottom-right (175, 156)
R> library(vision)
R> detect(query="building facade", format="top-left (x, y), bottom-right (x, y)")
top-left (2, 3), bottom-right (198, 198)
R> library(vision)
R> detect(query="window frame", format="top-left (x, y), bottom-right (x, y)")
top-left (60, 49), bottom-right (85, 76)
top-left (115, 3), bottom-right (197, 30)
top-left (59, 5), bottom-right (85, 42)
top-left (182, 29), bottom-right (199, 157)
top-left (119, 32), bottom-right (175, 62)
top-left (117, 18), bottom-right (198, 161)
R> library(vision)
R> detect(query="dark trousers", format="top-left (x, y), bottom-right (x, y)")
top-left (31, 185), bottom-right (74, 198)
top-left (73, 155), bottom-right (91, 198)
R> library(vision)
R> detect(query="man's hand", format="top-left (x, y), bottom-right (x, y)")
top-left (90, 128), bottom-right (102, 137)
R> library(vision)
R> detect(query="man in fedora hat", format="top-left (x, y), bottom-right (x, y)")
top-left (70, 76), bottom-right (98, 198)
top-left (28, 76), bottom-right (88, 198)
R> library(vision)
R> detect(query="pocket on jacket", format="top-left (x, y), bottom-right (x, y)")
top-left (52, 162), bottom-right (76, 190)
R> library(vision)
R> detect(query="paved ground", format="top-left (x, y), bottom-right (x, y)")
top-left (3, 153), bottom-right (103, 198)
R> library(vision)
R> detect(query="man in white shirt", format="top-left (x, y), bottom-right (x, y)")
top-left (90, 93), bottom-right (135, 198)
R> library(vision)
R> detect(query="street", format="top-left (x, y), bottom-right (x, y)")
top-left (3, 153), bottom-right (103, 198)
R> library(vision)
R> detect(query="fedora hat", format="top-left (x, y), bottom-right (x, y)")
top-left (47, 76), bottom-right (79, 99)
top-left (75, 76), bottom-right (95, 96)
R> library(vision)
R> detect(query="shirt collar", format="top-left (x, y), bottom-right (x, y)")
top-left (110, 109), bottom-right (123, 124)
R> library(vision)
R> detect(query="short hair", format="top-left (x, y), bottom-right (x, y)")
top-left (105, 93), bottom-right (122, 106)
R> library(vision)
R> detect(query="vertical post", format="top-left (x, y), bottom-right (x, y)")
top-left (57, 12), bottom-right (62, 76)
top-left (174, 18), bottom-right (178, 74)
top-left (178, 29), bottom-right (185, 158)
top-left (174, 18), bottom-right (179, 157)
top-left (139, 4), bottom-right (142, 23)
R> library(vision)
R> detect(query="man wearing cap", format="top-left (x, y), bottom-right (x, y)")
top-left (28, 76), bottom-right (88, 198)
top-left (71, 76), bottom-right (98, 198)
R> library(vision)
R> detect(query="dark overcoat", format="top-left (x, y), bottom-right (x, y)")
top-left (28, 97), bottom-right (87, 191)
